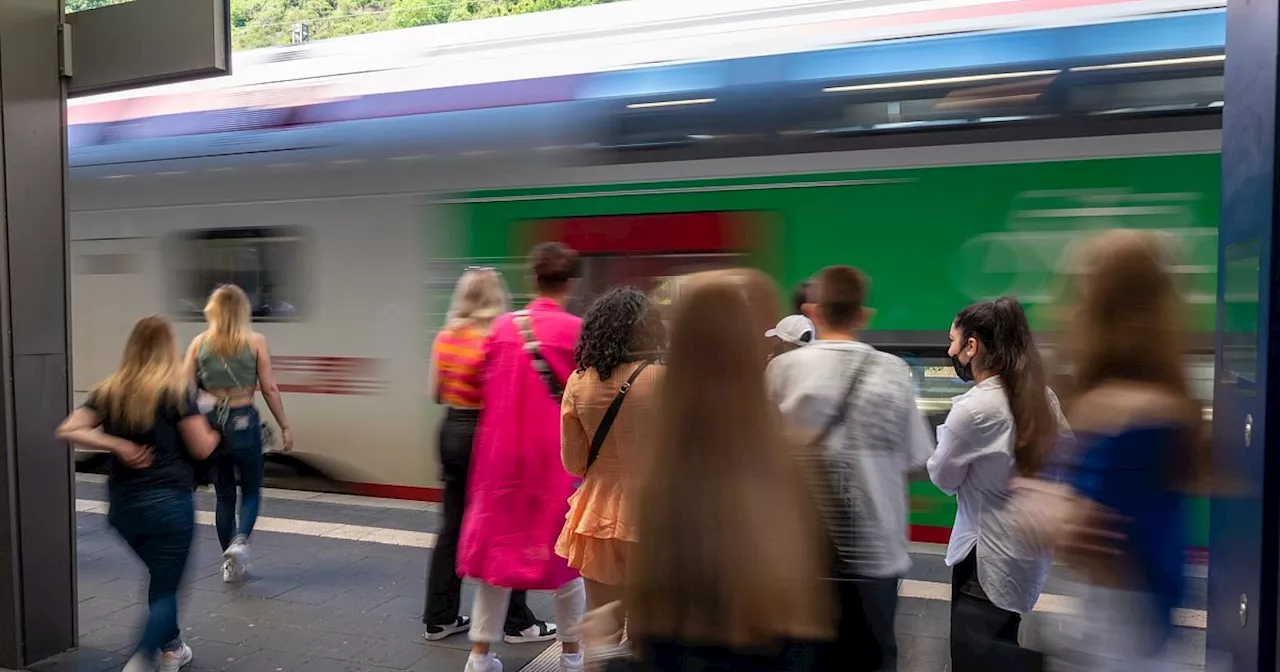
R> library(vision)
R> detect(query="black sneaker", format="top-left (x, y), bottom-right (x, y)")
top-left (425, 616), bottom-right (471, 641)
top-left (504, 621), bottom-right (557, 644)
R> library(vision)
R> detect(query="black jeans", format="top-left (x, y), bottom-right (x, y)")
top-left (423, 408), bottom-right (538, 632)
top-left (950, 549), bottom-right (1039, 671)
top-left (820, 574), bottom-right (899, 672)
top-left (108, 486), bottom-right (195, 660)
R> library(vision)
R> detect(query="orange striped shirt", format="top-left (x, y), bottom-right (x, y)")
top-left (433, 325), bottom-right (486, 408)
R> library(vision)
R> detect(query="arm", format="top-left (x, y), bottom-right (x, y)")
top-left (56, 406), bottom-right (152, 469)
top-left (179, 414), bottom-right (220, 460)
top-left (253, 333), bottom-right (293, 451)
top-left (925, 403), bottom-right (988, 495)
top-left (898, 369), bottom-right (935, 474)
top-left (561, 375), bottom-right (590, 477)
top-left (429, 334), bottom-right (443, 406)
top-left (183, 334), bottom-right (203, 387)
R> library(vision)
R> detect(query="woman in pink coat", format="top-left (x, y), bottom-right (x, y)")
top-left (458, 242), bottom-right (586, 672)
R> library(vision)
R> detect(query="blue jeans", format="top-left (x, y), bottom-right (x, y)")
top-left (108, 486), bottom-right (194, 660)
top-left (210, 405), bottom-right (264, 550)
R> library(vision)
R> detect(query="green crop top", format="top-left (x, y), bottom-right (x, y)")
top-left (197, 337), bottom-right (259, 390)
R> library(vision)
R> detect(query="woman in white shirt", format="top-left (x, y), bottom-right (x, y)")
top-left (927, 296), bottom-right (1067, 670)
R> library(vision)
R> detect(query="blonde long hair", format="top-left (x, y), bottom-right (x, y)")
top-left (445, 268), bottom-right (507, 334)
top-left (204, 285), bottom-right (253, 358)
top-left (628, 279), bottom-right (832, 647)
top-left (93, 316), bottom-right (189, 432)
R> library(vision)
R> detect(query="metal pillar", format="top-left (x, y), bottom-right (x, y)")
top-left (0, 0), bottom-right (77, 667)
top-left (1210, 1), bottom-right (1280, 671)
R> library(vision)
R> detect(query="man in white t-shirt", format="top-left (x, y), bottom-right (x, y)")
top-left (766, 266), bottom-right (934, 672)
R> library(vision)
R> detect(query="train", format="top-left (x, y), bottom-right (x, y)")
top-left (67, 0), bottom-right (1225, 550)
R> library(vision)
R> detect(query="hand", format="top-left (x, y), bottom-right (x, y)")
top-left (578, 601), bottom-right (625, 651)
top-left (281, 427), bottom-right (294, 452)
top-left (114, 441), bottom-right (154, 469)
top-left (1060, 500), bottom-right (1129, 585)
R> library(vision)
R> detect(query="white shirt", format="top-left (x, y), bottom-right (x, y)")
top-left (927, 376), bottom-right (1067, 614)
top-left (766, 340), bottom-right (935, 578)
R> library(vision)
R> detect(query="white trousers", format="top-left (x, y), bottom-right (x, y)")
top-left (470, 578), bottom-right (585, 644)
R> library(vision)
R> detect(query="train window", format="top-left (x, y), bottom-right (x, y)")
top-left (169, 227), bottom-right (308, 321)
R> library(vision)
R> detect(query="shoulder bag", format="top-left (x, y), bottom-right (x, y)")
top-left (514, 310), bottom-right (565, 401)
top-left (804, 351), bottom-right (871, 576)
top-left (585, 361), bottom-right (651, 473)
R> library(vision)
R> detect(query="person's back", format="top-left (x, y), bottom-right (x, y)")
top-left (196, 339), bottom-right (258, 391)
top-left (764, 266), bottom-right (932, 672)
top-left (767, 341), bottom-right (930, 575)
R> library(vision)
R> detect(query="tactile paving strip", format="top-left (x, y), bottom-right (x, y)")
top-left (519, 643), bottom-right (563, 672)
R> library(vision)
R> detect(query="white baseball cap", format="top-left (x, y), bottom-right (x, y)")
top-left (766, 315), bottom-right (815, 346)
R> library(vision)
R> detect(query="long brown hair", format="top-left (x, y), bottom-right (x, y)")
top-left (953, 297), bottom-right (1055, 476)
top-left (92, 316), bottom-right (188, 432)
top-left (1066, 229), bottom-right (1207, 489)
top-left (627, 279), bottom-right (831, 647)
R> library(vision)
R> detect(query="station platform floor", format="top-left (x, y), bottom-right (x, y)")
top-left (17, 475), bottom-right (1209, 672)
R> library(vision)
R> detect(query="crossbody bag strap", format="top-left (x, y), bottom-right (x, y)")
top-left (808, 351), bottom-right (870, 449)
top-left (586, 361), bottom-right (651, 473)
top-left (514, 310), bottom-right (564, 401)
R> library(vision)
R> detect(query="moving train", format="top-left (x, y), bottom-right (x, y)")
top-left (67, 0), bottom-right (1225, 550)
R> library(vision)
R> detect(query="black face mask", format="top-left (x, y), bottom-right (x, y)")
top-left (951, 352), bottom-right (975, 383)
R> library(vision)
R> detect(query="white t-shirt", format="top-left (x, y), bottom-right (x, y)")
top-left (766, 340), bottom-right (935, 578)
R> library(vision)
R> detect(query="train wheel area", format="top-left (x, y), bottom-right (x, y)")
top-left (46, 473), bottom-right (1209, 672)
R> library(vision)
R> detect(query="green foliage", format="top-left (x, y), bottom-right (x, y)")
top-left (67, 0), bottom-right (621, 50)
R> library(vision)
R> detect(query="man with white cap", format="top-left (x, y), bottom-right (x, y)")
top-left (766, 314), bottom-right (815, 359)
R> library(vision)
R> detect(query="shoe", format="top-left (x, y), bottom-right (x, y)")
top-left (504, 621), bottom-right (557, 644)
top-left (425, 616), bottom-right (471, 641)
top-left (561, 652), bottom-right (584, 672)
top-left (464, 652), bottom-right (502, 672)
top-left (158, 642), bottom-right (193, 672)
top-left (221, 557), bottom-right (238, 584)
top-left (222, 536), bottom-right (250, 583)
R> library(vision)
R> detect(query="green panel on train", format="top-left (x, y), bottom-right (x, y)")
top-left (454, 152), bottom-right (1220, 549)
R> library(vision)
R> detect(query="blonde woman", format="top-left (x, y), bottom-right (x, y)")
top-left (183, 284), bottom-right (293, 583)
top-left (423, 267), bottom-right (552, 644)
top-left (57, 316), bottom-right (220, 672)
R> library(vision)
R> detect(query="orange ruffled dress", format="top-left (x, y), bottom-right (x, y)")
top-left (556, 362), bottom-right (662, 586)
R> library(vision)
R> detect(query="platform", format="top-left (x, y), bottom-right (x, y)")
top-left (15, 475), bottom-right (1209, 671)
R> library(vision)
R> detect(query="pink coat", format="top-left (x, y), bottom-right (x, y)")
top-left (457, 298), bottom-right (583, 590)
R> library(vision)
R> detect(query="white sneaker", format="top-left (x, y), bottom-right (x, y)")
top-left (221, 557), bottom-right (238, 584)
top-left (425, 616), bottom-right (471, 641)
top-left (504, 621), bottom-right (557, 644)
top-left (158, 642), bottom-right (193, 672)
top-left (464, 652), bottom-right (502, 672)
top-left (223, 536), bottom-right (251, 582)
top-left (561, 652), bottom-right (584, 672)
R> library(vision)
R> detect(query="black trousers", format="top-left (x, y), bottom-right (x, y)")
top-left (819, 574), bottom-right (899, 672)
top-left (950, 549), bottom-right (1041, 671)
top-left (423, 408), bottom-right (538, 632)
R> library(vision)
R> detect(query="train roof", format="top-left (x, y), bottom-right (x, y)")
top-left (68, 0), bottom-right (1227, 173)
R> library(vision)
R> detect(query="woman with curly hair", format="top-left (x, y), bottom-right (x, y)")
top-left (557, 286), bottom-right (665, 622)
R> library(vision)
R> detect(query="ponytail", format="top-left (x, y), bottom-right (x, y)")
top-left (954, 297), bottom-right (1056, 476)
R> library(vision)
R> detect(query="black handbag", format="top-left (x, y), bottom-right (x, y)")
top-left (804, 351), bottom-right (870, 573)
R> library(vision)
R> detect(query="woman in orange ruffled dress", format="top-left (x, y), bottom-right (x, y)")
top-left (557, 286), bottom-right (665, 624)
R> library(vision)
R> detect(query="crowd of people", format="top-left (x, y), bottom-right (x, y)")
top-left (57, 230), bottom-right (1207, 672)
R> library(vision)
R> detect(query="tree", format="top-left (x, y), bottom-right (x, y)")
top-left (69, 0), bottom-right (624, 50)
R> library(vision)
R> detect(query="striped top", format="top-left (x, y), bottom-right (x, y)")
top-left (433, 325), bottom-right (486, 408)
